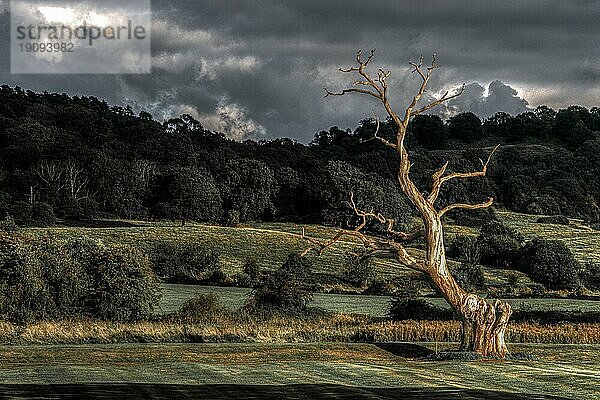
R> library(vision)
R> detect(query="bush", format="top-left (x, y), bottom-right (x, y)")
top-left (149, 241), bottom-right (221, 284)
top-left (88, 246), bottom-right (161, 321)
top-left (0, 234), bottom-right (161, 323)
top-left (235, 258), bottom-right (262, 287)
top-left (178, 293), bottom-right (224, 320)
top-left (58, 197), bottom-right (84, 220)
top-left (450, 263), bottom-right (485, 291)
top-left (224, 209), bottom-right (240, 227)
top-left (246, 254), bottom-right (315, 311)
top-left (342, 252), bottom-right (374, 287)
top-left (0, 215), bottom-right (18, 233)
top-left (536, 215), bottom-right (570, 225)
top-left (31, 202), bottom-right (57, 226)
top-left (363, 279), bottom-right (399, 296)
top-left (516, 238), bottom-right (579, 290)
top-left (388, 297), bottom-right (451, 321)
top-left (30, 236), bottom-right (93, 318)
top-left (448, 208), bottom-right (498, 228)
top-left (579, 262), bottom-right (600, 291)
top-left (504, 271), bottom-right (522, 294)
top-left (0, 233), bottom-right (54, 323)
top-left (9, 201), bottom-right (33, 226)
top-left (446, 235), bottom-right (480, 264)
top-left (477, 221), bottom-right (524, 267)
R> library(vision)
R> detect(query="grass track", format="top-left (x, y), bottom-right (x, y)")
top-left (160, 284), bottom-right (600, 316)
top-left (0, 343), bottom-right (596, 399)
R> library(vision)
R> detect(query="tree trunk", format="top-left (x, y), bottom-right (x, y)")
top-left (426, 266), bottom-right (512, 357)
top-left (459, 297), bottom-right (512, 358)
top-left (414, 216), bottom-right (513, 358)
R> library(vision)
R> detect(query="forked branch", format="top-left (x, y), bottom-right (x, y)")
top-left (358, 112), bottom-right (397, 149)
top-left (428, 144), bottom-right (500, 205)
top-left (300, 193), bottom-right (421, 262)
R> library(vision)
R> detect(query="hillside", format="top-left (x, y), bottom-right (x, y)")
top-left (21, 211), bottom-right (600, 288)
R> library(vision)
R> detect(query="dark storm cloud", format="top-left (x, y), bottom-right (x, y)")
top-left (1, 0), bottom-right (598, 141)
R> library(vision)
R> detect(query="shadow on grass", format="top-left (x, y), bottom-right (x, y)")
top-left (374, 342), bottom-right (434, 358)
top-left (0, 384), bottom-right (571, 400)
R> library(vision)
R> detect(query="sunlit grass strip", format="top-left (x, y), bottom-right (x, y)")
top-left (1, 316), bottom-right (599, 345)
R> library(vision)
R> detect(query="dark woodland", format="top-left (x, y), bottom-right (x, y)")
top-left (1, 85), bottom-right (598, 228)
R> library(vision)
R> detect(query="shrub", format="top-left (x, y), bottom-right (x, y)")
top-left (31, 202), bottom-right (57, 226)
top-left (0, 215), bottom-right (18, 233)
top-left (58, 197), bottom-right (84, 220)
top-left (247, 254), bottom-right (315, 311)
top-left (342, 252), bottom-right (374, 287)
top-left (516, 238), bottom-right (579, 290)
top-left (363, 279), bottom-right (398, 296)
top-left (579, 262), bottom-right (600, 291)
top-left (89, 246), bottom-right (161, 321)
top-left (235, 258), bottom-right (262, 287)
top-left (477, 221), bottom-right (524, 267)
top-left (536, 215), bottom-right (570, 225)
top-left (149, 241), bottom-right (221, 284)
top-left (9, 201), bottom-right (33, 226)
top-left (446, 235), bottom-right (480, 264)
top-left (504, 271), bottom-right (522, 294)
top-left (388, 298), bottom-right (451, 321)
top-left (0, 234), bottom-right (53, 323)
top-left (29, 236), bottom-right (92, 318)
top-left (178, 293), bottom-right (224, 321)
top-left (450, 263), bottom-right (485, 291)
top-left (449, 208), bottom-right (498, 228)
top-left (0, 235), bottom-right (161, 323)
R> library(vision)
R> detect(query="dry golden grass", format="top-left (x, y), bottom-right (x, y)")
top-left (1, 315), bottom-right (599, 345)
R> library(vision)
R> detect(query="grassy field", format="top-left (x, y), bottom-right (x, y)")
top-left (24, 209), bottom-right (596, 287)
top-left (497, 211), bottom-right (600, 264)
top-left (0, 342), bottom-right (596, 399)
top-left (160, 284), bottom-right (600, 317)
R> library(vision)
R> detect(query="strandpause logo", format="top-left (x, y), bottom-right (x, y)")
top-left (10, 0), bottom-right (151, 74)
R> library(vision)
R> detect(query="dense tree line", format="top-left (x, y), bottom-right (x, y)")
top-left (0, 85), bottom-right (599, 226)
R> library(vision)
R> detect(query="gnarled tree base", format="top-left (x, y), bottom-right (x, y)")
top-left (459, 296), bottom-right (513, 358)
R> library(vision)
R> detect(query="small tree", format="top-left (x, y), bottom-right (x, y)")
top-left (342, 252), bottom-right (375, 287)
top-left (302, 50), bottom-right (512, 357)
top-left (247, 254), bottom-right (314, 311)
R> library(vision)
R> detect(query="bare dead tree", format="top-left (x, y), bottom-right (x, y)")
top-left (64, 159), bottom-right (91, 201)
top-left (304, 50), bottom-right (512, 358)
top-left (132, 159), bottom-right (158, 192)
top-left (35, 160), bottom-right (67, 195)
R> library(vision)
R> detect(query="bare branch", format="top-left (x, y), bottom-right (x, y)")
top-left (403, 54), bottom-right (438, 124)
top-left (428, 145), bottom-right (500, 204)
top-left (359, 112), bottom-right (397, 149)
top-left (412, 83), bottom-right (466, 116)
top-left (300, 227), bottom-right (372, 257)
top-left (439, 197), bottom-right (494, 218)
top-left (324, 87), bottom-right (381, 100)
top-left (348, 192), bottom-right (421, 242)
top-left (301, 193), bottom-right (422, 267)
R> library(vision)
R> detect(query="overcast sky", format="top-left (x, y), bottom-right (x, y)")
top-left (0, 0), bottom-right (598, 142)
